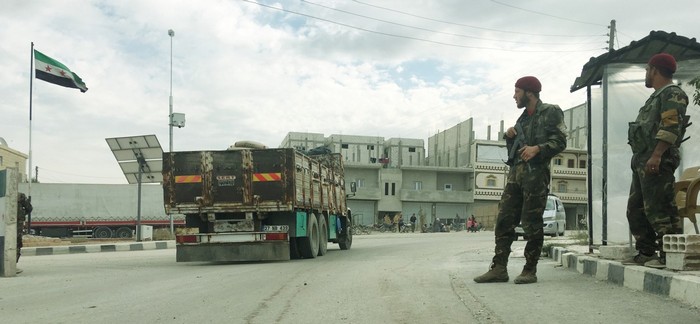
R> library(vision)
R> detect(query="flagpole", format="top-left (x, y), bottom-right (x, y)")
top-left (28, 42), bottom-right (34, 228)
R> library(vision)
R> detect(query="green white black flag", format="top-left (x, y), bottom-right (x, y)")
top-left (34, 49), bottom-right (87, 92)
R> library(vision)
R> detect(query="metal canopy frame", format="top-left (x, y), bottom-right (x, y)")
top-left (106, 135), bottom-right (163, 241)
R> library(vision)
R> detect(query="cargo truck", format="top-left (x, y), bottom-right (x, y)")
top-left (162, 142), bottom-right (354, 262)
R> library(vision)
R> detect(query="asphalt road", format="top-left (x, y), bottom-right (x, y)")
top-left (2, 231), bottom-right (699, 324)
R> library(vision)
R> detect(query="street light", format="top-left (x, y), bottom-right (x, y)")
top-left (168, 29), bottom-right (174, 153)
top-left (167, 28), bottom-right (175, 236)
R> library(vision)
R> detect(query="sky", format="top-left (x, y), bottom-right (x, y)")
top-left (2, 0), bottom-right (699, 184)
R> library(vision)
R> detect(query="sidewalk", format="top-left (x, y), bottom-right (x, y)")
top-left (547, 245), bottom-right (700, 309)
top-left (21, 240), bottom-right (176, 256)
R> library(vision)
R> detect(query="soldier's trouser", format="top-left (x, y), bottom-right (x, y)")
top-left (17, 227), bottom-right (23, 262)
top-left (626, 154), bottom-right (680, 256)
top-left (492, 163), bottom-right (549, 267)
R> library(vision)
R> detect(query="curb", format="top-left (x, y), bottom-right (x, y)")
top-left (22, 240), bottom-right (176, 256)
top-left (549, 246), bottom-right (700, 308)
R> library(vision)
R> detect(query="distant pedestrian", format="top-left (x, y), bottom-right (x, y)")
top-left (410, 213), bottom-right (417, 232)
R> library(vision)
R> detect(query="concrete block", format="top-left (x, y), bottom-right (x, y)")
top-left (663, 234), bottom-right (700, 253)
top-left (598, 245), bottom-right (633, 260)
top-left (665, 252), bottom-right (700, 270)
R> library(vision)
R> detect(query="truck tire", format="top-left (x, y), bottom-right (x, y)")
top-left (116, 227), bottom-right (133, 238)
top-left (299, 213), bottom-right (319, 258)
top-left (338, 218), bottom-right (352, 250)
top-left (93, 226), bottom-right (113, 238)
top-left (317, 215), bottom-right (328, 256)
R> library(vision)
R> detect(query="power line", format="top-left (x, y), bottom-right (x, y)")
top-left (242, 0), bottom-right (602, 52)
top-left (489, 0), bottom-right (607, 27)
top-left (350, 0), bottom-right (604, 37)
top-left (302, 0), bottom-right (602, 46)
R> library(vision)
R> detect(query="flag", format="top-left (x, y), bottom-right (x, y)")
top-left (34, 49), bottom-right (88, 93)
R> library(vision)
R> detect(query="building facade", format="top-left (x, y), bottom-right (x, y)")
top-left (280, 132), bottom-right (473, 227)
top-left (0, 138), bottom-right (28, 183)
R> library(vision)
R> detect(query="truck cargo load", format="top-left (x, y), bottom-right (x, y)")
top-left (163, 146), bottom-right (353, 262)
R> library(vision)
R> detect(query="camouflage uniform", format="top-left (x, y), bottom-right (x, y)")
top-left (17, 193), bottom-right (33, 262)
top-left (626, 84), bottom-right (688, 256)
top-left (492, 100), bottom-right (567, 268)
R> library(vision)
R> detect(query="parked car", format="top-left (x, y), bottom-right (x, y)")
top-left (515, 194), bottom-right (566, 239)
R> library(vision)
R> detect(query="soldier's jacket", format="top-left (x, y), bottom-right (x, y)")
top-left (505, 100), bottom-right (567, 167)
top-left (628, 84), bottom-right (689, 154)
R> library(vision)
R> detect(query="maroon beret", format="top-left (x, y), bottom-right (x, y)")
top-left (648, 53), bottom-right (677, 73)
top-left (515, 76), bottom-right (541, 93)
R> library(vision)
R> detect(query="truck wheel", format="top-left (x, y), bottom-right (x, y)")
top-left (299, 213), bottom-right (319, 258)
top-left (116, 227), bottom-right (133, 238)
top-left (317, 215), bottom-right (328, 256)
top-left (93, 226), bottom-right (113, 238)
top-left (338, 218), bottom-right (352, 250)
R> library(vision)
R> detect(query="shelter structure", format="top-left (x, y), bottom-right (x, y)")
top-left (570, 31), bottom-right (700, 248)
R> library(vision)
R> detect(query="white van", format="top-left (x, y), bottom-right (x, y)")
top-left (515, 194), bottom-right (567, 239)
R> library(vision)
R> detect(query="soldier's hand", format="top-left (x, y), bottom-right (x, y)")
top-left (645, 156), bottom-right (661, 174)
top-left (506, 127), bottom-right (517, 138)
top-left (519, 145), bottom-right (540, 162)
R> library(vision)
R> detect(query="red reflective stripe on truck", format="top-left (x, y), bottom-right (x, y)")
top-left (252, 173), bottom-right (282, 182)
top-left (175, 175), bottom-right (202, 183)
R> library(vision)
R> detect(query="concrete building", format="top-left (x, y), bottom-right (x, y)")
top-left (280, 132), bottom-right (472, 228)
top-left (0, 138), bottom-right (28, 183)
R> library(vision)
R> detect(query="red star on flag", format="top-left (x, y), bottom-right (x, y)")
top-left (60, 70), bottom-right (67, 77)
top-left (44, 65), bottom-right (52, 72)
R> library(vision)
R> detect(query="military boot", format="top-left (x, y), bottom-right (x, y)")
top-left (513, 266), bottom-right (537, 284)
top-left (473, 264), bottom-right (509, 283)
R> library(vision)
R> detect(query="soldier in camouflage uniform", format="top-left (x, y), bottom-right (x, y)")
top-left (474, 76), bottom-right (567, 284)
top-left (623, 53), bottom-right (689, 268)
top-left (16, 192), bottom-right (33, 272)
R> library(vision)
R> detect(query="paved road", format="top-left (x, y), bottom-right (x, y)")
top-left (2, 231), bottom-right (699, 324)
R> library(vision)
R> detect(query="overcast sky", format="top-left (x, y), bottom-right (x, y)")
top-left (2, 0), bottom-right (699, 184)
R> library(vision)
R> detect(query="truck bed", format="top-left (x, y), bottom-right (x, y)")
top-left (162, 148), bottom-right (346, 216)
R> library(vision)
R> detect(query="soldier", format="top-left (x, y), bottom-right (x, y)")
top-left (474, 76), bottom-right (567, 284)
top-left (16, 192), bottom-right (33, 273)
top-left (622, 53), bottom-right (689, 268)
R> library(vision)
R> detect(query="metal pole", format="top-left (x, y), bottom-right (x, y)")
top-left (136, 158), bottom-right (143, 242)
top-left (168, 29), bottom-right (174, 153)
top-left (168, 29), bottom-right (175, 236)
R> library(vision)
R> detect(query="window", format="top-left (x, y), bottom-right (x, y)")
top-left (385, 182), bottom-right (396, 196)
top-left (579, 160), bottom-right (587, 168)
top-left (414, 181), bottom-right (422, 190)
top-left (367, 145), bottom-right (374, 150)
top-left (444, 184), bottom-right (452, 191)
top-left (357, 179), bottom-right (365, 188)
top-left (567, 159), bottom-right (575, 168)
top-left (0, 156), bottom-right (3, 166)
top-left (341, 144), bottom-right (349, 149)
top-left (408, 147), bottom-right (416, 152)
top-left (557, 181), bottom-right (567, 193)
top-left (554, 158), bottom-right (563, 166)
top-left (486, 176), bottom-right (496, 187)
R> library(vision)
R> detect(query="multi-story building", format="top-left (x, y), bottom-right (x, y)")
top-left (280, 132), bottom-right (473, 228)
top-left (0, 138), bottom-right (28, 182)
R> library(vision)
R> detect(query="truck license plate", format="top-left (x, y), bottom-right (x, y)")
top-left (263, 225), bottom-right (289, 232)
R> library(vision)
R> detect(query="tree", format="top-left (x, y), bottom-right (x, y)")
top-left (689, 76), bottom-right (700, 106)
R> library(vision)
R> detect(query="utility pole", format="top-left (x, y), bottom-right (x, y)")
top-left (607, 20), bottom-right (616, 52)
